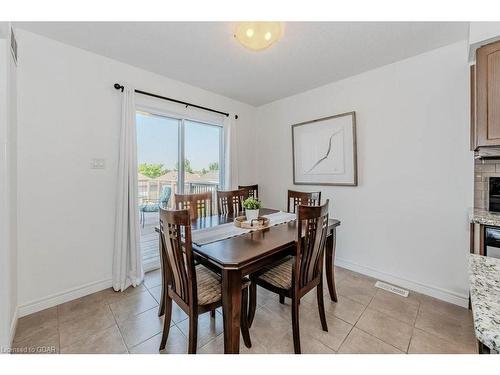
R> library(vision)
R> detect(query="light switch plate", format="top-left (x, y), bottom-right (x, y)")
top-left (90, 158), bottom-right (106, 169)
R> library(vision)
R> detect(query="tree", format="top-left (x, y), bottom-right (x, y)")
top-left (175, 159), bottom-right (193, 174)
top-left (208, 162), bottom-right (219, 171)
top-left (139, 163), bottom-right (168, 179)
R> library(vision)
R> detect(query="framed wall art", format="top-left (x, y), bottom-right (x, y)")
top-left (292, 111), bottom-right (357, 186)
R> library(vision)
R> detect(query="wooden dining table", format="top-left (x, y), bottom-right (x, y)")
top-left (156, 207), bottom-right (340, 354)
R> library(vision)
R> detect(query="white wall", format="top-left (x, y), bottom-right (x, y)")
top-left (468, 22), bottom-right (500, 62)
top-left (255, 41), bottom-right (473, 306)
top-left (16, 29), bottom-right (256, 316)
top-left (0, 38), bottom-right (10, 349)
top-left (469, 22), bottom-right (500, 45)
top-left (0, 27), bottom-right (18, 348)
top-left (8, 29), bottom-right (18, 340)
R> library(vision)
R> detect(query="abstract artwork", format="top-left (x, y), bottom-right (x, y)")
top-left (292, 111), bottom-right (357, 186)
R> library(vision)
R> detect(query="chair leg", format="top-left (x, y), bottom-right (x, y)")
top-left (188, 313), bottom-right (198, 354)
top-left (248, 282), bottom-right (257, 328)
top-left (316, 281), bottom-right (328, 332)
top-left (240, 288), bottom-right (252, 348)
top-left (279, 294), bottom-right (285, 304)
top-left (159, 295), bottom-right (172, 351)
top-left (210, 309), bottom-right (216, 318)
top-left (291, 296), bottom-right (301, 354)
top-left (158, 289), bottom-right (165, 317)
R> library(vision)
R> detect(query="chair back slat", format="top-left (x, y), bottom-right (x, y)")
top-left (159, 208), bottom-right (196, 305)
top-left (287, 190), bottom-right (321, 213)
top-left (295, 200), bottom-right (329, 289)
top-left (175, 192), bottom-right (212, 220)
top-left (238, 184), bottom-right (259, 199)
top-left (217, 189), bottom-right (249, 216)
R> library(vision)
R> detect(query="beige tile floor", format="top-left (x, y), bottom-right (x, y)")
top-left (11, 266), bottom-right (478, 354)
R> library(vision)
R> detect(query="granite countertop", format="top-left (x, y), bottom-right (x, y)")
top-left (469, 254), bottom-right (500, 352)
top-left (469, 208), bottom-right (500, 226)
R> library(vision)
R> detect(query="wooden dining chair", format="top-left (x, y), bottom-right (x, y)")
top-left (158, 208), bottom-right (252, 353)
top-left (238, 184), bottom-right (259, 199)
top-left (287, 189), bottom-right (321, 213)
top-left (175, 192), bottom-right (213, 220)
top-left (217, 189), bottom-right (249, 216)
top-left (248, 201), bottom-right (330, 354)
top-left (158, 192), bottom-right (213, 318)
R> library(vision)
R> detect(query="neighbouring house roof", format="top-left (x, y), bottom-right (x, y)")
top-left (137, 173), bottom-right (152, 180)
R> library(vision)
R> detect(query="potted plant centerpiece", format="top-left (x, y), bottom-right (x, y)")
top-left (243, 196), bottom-right (262, 221)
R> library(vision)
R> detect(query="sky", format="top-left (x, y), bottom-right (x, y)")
top-left (136, 112), bottom-right (221, 171)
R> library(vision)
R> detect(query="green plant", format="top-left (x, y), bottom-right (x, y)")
top-left (139, 163), bottom-right (168, 179)
top-left (174, 159), bottom-right (193, 174)
top-left (243, 197), bottom-right (262, 210)
top-left (208, 162), bottom-right (219, 171)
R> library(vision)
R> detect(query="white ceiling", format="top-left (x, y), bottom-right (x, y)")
top-left (15, 22), bottom-right (469, 106)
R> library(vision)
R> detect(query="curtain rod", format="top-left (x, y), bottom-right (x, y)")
top-left (113, 83), bottom-right (238, 119)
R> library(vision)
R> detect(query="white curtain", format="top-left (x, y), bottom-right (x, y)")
top-left (224, 115), bottom-right (239, 190)
top-left (113, 87), bottom-right (144, 291)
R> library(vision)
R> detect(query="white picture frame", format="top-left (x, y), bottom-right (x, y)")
top-left (292, 111), bottom-right (357, 186)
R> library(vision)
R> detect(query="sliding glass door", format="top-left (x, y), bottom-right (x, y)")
top-left (184, 120), bottom-right (223, 211)
top-left (136, 111), bottom-right (179, 271)
top-left (136, 110), bottom-right (224, 270)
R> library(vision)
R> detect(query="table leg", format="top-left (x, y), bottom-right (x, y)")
top-left (222, 269), bottom-right (242, 354)
top-left (325, 227), bottom-right (338, 302)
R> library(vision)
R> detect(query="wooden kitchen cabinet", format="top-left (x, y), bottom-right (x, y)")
top-left (471, 64), bottom-right (476, 150)
top-left (476, 40), bottom-right (500, 148)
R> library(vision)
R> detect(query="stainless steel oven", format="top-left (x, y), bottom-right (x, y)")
top-left (484, 226), bottom-right (500, 259)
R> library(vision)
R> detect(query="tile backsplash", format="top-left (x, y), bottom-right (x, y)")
top-left (474, 159), bottom-right (500, 209)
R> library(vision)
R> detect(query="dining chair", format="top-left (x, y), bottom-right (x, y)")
top-left (287, 189), bottom-right (321, 213)
top-left (217, 189), bottom-right (249, 216)
top-left (238, 184), bottom-right (259, 199)
top-left (158, 207), bottom-right (252, 353)
top-left (174, 192), bottom-right (213, 220)
top-left (248, 200), bottom-right (330, 354)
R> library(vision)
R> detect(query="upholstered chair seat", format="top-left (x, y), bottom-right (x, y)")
top-left (196, 266), bottom-right (251, 306)
top-left (257, 257), bottom-right (294, 290)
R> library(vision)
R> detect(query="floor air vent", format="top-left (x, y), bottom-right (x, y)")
top-left (374, 281), bottom-right (409, 297)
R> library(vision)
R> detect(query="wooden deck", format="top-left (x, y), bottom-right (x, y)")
top-left (140, 212), bottom-right (160, 271)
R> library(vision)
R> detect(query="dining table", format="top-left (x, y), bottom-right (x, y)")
top-left (155, 207), bottom-right (341, 354)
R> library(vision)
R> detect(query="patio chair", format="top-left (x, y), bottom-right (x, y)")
top-left (139, 186), bottom-right (172, 227)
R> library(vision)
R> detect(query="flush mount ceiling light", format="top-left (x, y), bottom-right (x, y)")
top-left (234, 22), bottom-right (283, 51)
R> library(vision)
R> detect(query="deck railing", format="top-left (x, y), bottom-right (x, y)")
top-left (138, 179), bottom-right (220, 209)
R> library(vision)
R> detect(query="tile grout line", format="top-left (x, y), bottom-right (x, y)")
top-left (142, 281), bottom-right (193, 352)
top-left (336, 291), bottom-right (375, 353)
top-left (410, 307), bottom-right (477, 353)
top-left (56, 305), bottom-right (61, 354)
top-left (405, 299), bottom-right (422, 353)
top-left (106, 289), bottom-right (131, 353)
top-left (354, 290), bottom-right (418, 354)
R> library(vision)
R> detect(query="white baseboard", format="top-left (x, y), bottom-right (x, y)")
top-left (18, 278), bottom-right (112, 318)
top-left (9, 307), bottom-right (18, 346)
top-left (335, 257), bottom-right (469, 308)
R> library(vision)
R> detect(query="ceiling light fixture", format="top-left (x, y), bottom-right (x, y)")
top-left (234, 22), bottom-right (283, 51)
